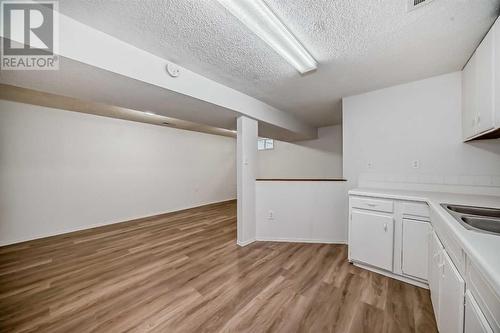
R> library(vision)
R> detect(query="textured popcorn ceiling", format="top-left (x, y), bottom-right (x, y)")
top-left (54, 0), bottom-right (499, 127)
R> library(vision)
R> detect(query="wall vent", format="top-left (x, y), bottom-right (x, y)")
top-left (407, 0), bottom-right (434, 11)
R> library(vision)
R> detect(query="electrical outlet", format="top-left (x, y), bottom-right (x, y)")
top-left (367, 161), bottom-right (373, 169)
top-left (412, 160), bottom-right (420, 169)
top-left (267, 210), bottom-right (275, 221)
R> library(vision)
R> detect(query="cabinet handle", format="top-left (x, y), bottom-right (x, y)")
top-left (384, 223), bottom-right (388, 232)
top-left (367, 203), bottom-right (377, 207)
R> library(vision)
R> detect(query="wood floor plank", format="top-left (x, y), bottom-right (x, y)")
top-left (347, 302), bottom-right (385, 333)
top-left (0, 200), bottom-right (437, 332)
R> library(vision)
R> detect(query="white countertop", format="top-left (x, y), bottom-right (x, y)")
top-left (349, 187), bottom-right (500, 294)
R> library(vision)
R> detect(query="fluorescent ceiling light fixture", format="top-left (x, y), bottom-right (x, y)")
top-left (144, 111), bottom-right (156, 116)
top-left (217, 0), bottom-right (317, 74)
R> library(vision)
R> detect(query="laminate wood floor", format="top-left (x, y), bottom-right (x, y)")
top-left (0, 200), bottom-right (437, 333)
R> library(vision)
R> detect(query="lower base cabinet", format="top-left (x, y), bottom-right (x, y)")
top-left (428, 231), bottom-right (443, 320)
top-left (349, 210), bottom-right (394, 271)
top-left (465, 291), bottom-right (494, 333)
top-left (402, 218), bottom-right (430, 280)
top-left (429, 231), bottom-right (466, 333)
top-left (349, 196), bottom-right (430, 283)
top-left (349, 193), bottom-right (499, 333)
top-left (439, 250), bottom-right (465, 333)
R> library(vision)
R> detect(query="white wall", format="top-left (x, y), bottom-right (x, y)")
top-left (343, 71), bottom-right (500, 194)
top-left (255, 125), bottom-right (345, 243)
top-left (255, 181), bottom-right (347, 243)
top-left (0, 100), bottom-right (236, 245)
top-left (258, 125), bottom-right (343, 179)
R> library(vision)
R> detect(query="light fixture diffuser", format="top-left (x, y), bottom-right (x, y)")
top-left (217, 0), bottom-right (317, 74)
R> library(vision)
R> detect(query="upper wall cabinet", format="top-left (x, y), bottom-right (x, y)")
top-left (462, 18), bottom-right (500, 141)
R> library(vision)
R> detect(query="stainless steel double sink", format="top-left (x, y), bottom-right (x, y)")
top-left (441, 203), bottom-right (500, 236)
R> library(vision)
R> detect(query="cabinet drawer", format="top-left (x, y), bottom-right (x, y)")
top-left (402, 202), bottom-right (430, 218)
top-left (431, 209), bottom-right (466, 276)
top-left (351, 196), bottom-right (394, 213)
top-left (440, 229), bottom-right (466, 276)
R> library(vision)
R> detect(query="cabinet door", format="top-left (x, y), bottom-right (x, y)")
top-left (402, 219), bottom-right (430, 280)
top-left (475, 29), bottom-right (495, 134)
top-left (465, 291), bottom-right (493, 333)
top-left (463, 55), bottom-right (477, 139)
top-left (350, 210), bottom-right (394, 271)
top-left (428, 231), bottom-right (443, 320)
top-left (439, 251), bottom-right (465, 333)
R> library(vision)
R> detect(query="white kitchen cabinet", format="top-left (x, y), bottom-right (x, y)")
top-left (475, 29), bottom-right (495, 134)
top-left (428, 230), bottom-right (465, 333)
top-left (465, 291), bottom-right (494, 333)
top-left (349, 210), bottom-right (394, 271)
top-left (349, 191), bottom-right (499, 333)
top-left (463, 53), bottom-right (477, 139)
top-left (401, 218), bottom-right (430, 281)
top-left (439, 250), bottom-right (465, 333)
top-left (428, 231), bottom-right (444, 322)
top-left (350, 196), bottom-right (393, 213)
top-left (462, 17), bottom-right (500, 140)
top-left (466, 260), bottom-right (500, 333)
top-left (349, 196), bottom-right (429, 287)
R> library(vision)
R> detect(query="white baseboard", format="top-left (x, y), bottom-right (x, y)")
top-left (0, 219), bottom-right (130, 247)
top-left (237, 239), bottom-right (256, 247)
top-left (256, 237), bottom-right (347, 245)
top-left (352, 261), bottom-right (428, 289)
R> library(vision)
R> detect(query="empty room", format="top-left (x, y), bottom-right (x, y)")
top-left (1, 0), bottom-right (500, 332)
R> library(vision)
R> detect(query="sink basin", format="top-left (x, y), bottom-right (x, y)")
top-left (446, 204), bottom-right (500, 218)
top-left (441, 203), bottom-right (500, 236)
top-left (461, 216), bottom-right (500, 234)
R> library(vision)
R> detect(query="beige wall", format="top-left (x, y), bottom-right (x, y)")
top-left (0, 100), bottom-right (236, 245)
top-left (257, 125), bottom-right (343, 179)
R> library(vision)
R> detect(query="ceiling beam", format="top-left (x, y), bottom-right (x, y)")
top-left (1, 11), bottom-right (316, 140)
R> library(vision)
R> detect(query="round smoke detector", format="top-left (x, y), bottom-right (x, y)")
top-left (166, 63), bottom-right (180, 78)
